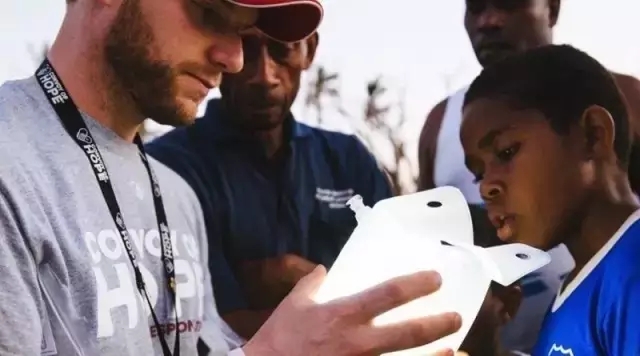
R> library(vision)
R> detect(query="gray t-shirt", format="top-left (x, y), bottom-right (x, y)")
top-left (0, 77), bottom-right (232, 355)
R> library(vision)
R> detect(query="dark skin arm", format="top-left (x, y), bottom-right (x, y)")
top-left (611, 72), bottom-right (640, 195)
top-left (417, 99), bottom-right (448, 191)
top-left (221, 254), bottom-right (317, 339)
top-left (222, 309), bottom-right (274, 340)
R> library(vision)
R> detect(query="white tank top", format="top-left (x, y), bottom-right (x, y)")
top-left (434, 86), bottom-right (575, 352)
top-left (434, 86), bottom-right (483, 203)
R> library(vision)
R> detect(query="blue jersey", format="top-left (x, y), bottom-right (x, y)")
top-left (533, 210), bottom-right (640, 356)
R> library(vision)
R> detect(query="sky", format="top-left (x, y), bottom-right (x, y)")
top-left (2, 0), bottom-right (639, 187)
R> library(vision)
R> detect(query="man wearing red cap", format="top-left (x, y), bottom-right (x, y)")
top-left (145, 0), bottom-right (393, 344)
top-left (0, 0), bottom-right (461, 355)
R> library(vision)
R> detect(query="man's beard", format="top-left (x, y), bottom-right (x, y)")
top-left (104, 0), bottom-right (194, 127)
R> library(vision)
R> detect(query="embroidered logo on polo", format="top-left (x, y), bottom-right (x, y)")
top-left (315, 188), bottom-right (354, 209)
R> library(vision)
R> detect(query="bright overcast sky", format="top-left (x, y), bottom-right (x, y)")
top-left (2, 0), bottom-right (639, 181)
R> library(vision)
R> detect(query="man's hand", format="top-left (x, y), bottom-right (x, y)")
top-left (242, 266), bottom-right (462, 355)
top-left (239, 254), bottom-right (317, 308)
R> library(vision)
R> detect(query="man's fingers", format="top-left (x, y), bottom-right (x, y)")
top-left (364, 312), bottom-right (462, 355)
top-left (342, 271), bottom-right (443, 320)
top-left (289, 265), bottom-right (327, 298)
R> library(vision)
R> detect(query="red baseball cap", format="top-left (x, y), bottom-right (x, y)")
top-left (226, 0), bottom-right (323, 42)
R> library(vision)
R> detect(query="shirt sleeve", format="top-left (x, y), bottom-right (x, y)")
top-left (145, 138), bottom-right (249, 316)
top-left (0, 187), bottom-right (44, 355)
top-left (601, 272), bottom-right (640, 355)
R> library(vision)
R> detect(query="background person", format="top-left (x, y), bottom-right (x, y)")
top-left (146, 28), bottom-right (392, 339)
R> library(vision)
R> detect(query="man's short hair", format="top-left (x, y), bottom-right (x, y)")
top-left (464, 44), bottom-right (631, 166)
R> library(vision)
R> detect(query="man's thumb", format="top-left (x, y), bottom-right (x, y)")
top-left (291, 265), bottom-right (327, 297)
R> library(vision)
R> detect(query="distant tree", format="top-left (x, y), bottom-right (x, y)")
top-left (361, 77), bottom-right (412, 195)
top-left (300, 68), bottom-right (415, 194)
top-left (363, 77), bottom-right (392, 130)
top-left (304, 66), bottom-right (344, 126)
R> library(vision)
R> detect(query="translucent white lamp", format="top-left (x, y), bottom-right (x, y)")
top-left (313, 186), bottom-right (551, 355)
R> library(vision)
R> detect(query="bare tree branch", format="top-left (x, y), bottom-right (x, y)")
top-left (301, 67), bottom-right (416, 194)
top-left (304, 66), bottom-right (343, 126)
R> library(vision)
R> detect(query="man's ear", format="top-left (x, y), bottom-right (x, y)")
top-left (497, 285), bottom-right (522, 324)
top-left (302, 32), bottom-right (319, 70)
top-left (579, 105), bottom-right (616, 161)
top-left (547, 0), bottom-right (561, 27)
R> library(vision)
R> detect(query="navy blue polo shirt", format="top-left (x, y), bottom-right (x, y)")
top-left (146, 99), bottom-right (392, 315)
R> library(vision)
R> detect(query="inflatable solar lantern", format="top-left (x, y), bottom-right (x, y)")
top-left (313, 187), bottom-right (551, 355)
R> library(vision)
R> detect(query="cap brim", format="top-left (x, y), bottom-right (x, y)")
top-left (226, 0), bottom-right (323, 42)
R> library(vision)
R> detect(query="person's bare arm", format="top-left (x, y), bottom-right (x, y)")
top-left (612, 72), bottom-right (640, 194)
top-left (222, 254), bottom-right (318, 339)
top-left (417, 99), bottom-right (448, 191)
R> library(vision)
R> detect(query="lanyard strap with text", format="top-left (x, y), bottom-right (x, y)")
top-left (35, 59), bottom-right (180, 356)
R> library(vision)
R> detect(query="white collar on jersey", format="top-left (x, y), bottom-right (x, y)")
top-left (551, 208), bottom-right (640, 311)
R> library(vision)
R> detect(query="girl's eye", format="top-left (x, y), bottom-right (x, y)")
top-left (496, 143), bottom-right (520, 162)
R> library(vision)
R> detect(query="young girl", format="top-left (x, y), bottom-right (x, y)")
top-left (460, 44), bottom-right (640, 355)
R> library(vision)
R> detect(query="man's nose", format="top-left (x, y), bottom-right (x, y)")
top-left (207, 33), bottom-right (244, 74)
top-left (247, 47), bottom-right (280, 87)
top-left (475, 6), bottom-right (506, 29)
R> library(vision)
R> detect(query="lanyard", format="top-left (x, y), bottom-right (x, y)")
top-left (35, 59), bottom-right (180, 356)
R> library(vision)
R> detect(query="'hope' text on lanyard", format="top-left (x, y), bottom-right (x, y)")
top-left (35, 59), bottom-right (180, 356)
